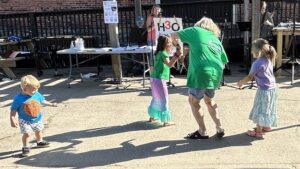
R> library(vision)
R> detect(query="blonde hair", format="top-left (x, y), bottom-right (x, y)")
top-left (20, 75), bottom-right (40, 90)
top-left (194, 17), bottom-right (221, 37)
top-left (251, 38), bottom-right (277, 65)
top-left (151, 5), bottom-right (161, 16)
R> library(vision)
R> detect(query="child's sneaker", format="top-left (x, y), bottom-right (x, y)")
top-left (21, 147), bottom-right (30, 157)
top-left (36, 140), bottom-right (50, 148)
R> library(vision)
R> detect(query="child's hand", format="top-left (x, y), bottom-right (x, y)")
top-left (51, 103), bottom-right (58, 107)
top-left (175, 46), bottom-right (183, 59)
top-left (149, 66), bottom-right (154, 73)
top-left (10, 116), bottom-right (19, 128)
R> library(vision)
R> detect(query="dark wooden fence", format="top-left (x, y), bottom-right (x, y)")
top-left (0, 0), bottom-right (299, 49)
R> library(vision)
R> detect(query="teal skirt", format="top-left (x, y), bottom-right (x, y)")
top-left (249, 88), bottom-right (278, 127)
top-left (148, 78), bottom-right (171, 123)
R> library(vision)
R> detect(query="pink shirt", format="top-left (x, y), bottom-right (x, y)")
top-left (147, 16), bottom-right (156, 43)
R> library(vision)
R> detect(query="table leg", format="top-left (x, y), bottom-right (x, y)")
top-left (275, 31), bottom-right (283, 76)
top-left (143, 53), bottom-right (146, 88)
top-left (75, 54), bottom-right (83, 82)
top-left (68, 54), bottom-right (72, 88)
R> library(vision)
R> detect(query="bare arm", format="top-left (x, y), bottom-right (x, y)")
top-left (43, 100), bottom-right (58, 107)
top-left (10, 110), bottom-right (18, 128)
top-left (163, 56), bottom-right (178, 68)
top-left (170, 32), bottom-right (179, 45)
top-left (146, 16), bottom-right (154, 32)
top-left (237, 75), bottom-right (254, 88)
top-left (163, 45), bottom-right (183, 68)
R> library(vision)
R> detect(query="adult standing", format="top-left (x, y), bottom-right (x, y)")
top-left (146, 4), bottom-right (162, 72)
top-left (260, 1), bottom-right (274, 39)
top-left (171, 17), bottom-right (228, 139)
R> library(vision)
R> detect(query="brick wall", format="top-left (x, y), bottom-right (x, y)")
top-left (0, 0), bottom-right (155, 14)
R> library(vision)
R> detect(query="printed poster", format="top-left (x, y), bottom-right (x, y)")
top-left (103, 1), bottom-right (118, 24)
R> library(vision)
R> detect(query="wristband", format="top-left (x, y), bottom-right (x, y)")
top-left (173, 54), bottom-right (179, 59)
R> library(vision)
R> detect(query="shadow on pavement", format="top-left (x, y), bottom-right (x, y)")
top-left (13, 124), bottom-right (300, 168)
top-left (14, 133), bottom-right (256, 168)
top-left (9, 124), bottom-right (299, 168)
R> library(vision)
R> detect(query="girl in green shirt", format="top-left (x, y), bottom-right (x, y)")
top-left (148, 35), bottom-right (182, 126)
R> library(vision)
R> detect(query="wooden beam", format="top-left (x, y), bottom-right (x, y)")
top-left (134, 0), bottom-right (142, 18)
top-left (251, 0), bottom-right (261, 41)
top-left (0, 57), bottom-right (25, 68)
top-left (107, 0), bottom-right (122, 83)
top-left (109, 24), bottom-right (122, 82)
top-left (0, 58), bottom-right (16, 68)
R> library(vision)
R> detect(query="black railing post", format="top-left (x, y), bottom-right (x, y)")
top-left (29, 13), bottom-right (38, 38)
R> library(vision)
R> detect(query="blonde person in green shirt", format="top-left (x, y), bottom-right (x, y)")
top-left (171, 17), bottom-right (228, 139)
top-left (148, 35), bottom-right (182, 126)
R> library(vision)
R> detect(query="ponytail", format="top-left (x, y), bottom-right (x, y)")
top-left (267, 44), bottom-right (277, 65)
top-left (252, 38), bottom-right (277, 65)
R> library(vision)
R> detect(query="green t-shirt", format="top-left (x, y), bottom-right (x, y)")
top-left (150, 50), bottom-right (170, 80)
top-left (178, 27), bottom-right (228, 89)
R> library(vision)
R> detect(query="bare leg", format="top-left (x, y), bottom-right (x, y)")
top-left (188, 95), bottom-right (206, 135)
top-left (204, 95), bottom-right (223, 132)
top-left (256, 124), bottom-right (263, 133)
top-left (22, 133), bottom-right (30, 147)
top-left (35, 131), bottom-right (43, 142)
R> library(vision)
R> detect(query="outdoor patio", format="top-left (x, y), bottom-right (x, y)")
top-left (0, 65), bottom-right (299, 168)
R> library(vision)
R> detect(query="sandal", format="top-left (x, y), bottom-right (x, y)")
top-left (246, 130), bottom-right (264, 138)
top-left (163, 121), bottom-right (176, 127)
top-left (253, 127), bottom-right (272, 132)
top-left (185, 130), bottom-right (209, 139)
top-left (148, 117), bottom-right (157, 122)
top-left (263, 127), bottom-right (272, 132)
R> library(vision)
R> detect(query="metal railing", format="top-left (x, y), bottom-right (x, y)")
top-left (0, 0), bottom-right (299, 49)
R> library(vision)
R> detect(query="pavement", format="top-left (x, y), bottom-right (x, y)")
top-left (0, 66), bottom-right (300, 169)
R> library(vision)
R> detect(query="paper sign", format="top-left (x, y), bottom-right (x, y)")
top-left (153, 17), bottom-right (183, 35)
top-left (103, 1), bottom-right (118, 24)
top-left (153, 17), bottom-right (183, 54)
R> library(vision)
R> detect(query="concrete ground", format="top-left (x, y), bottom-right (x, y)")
top-left (0, 66), bottom-right (300, 169)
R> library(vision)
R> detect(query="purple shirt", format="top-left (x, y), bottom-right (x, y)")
top-left (249, 57), bottom-right (276, 90)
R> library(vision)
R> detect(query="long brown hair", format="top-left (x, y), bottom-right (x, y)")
top-left (251, 38), bottom-right (277, 65)
top-left (155, 35), bottom-right (171, 55)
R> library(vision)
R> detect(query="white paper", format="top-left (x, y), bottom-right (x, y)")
top-left (153, 17), bottom-right (183, 35)
top-left (103, 1), bottom-right (118, 24)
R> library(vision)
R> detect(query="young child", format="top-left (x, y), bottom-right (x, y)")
top-left (237, 38), bottom-right (277, 138)
top-left (10, 75), bottom-right (57, 157)
top-left (148, 35), bottom-right (182, 126)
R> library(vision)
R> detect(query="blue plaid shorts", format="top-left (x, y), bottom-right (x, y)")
top-left (19, 118), bottom-right (44, 134)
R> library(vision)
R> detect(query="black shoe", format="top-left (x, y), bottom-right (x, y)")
top-left (184, 130), bottom-right (209, 139)
top-left (216, 129), bottom-right (225, 138)
top-left (21, 147), bottom-right (30, 157)
top-left (37, 140), bottom-right (50, 148)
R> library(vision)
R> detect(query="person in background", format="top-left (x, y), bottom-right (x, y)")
top-left (10, 75), bottom-right (57, 157)
top-left (237, 38), bottom-right (277, 138)
top-left (146, 4), bottom-right (162, 72)
top-left (148, 35), bottom-right (182, 126)
top-left (171, 17), bottom-right (228, 139)
top-left (260, 1), bottom-right (274, 39)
